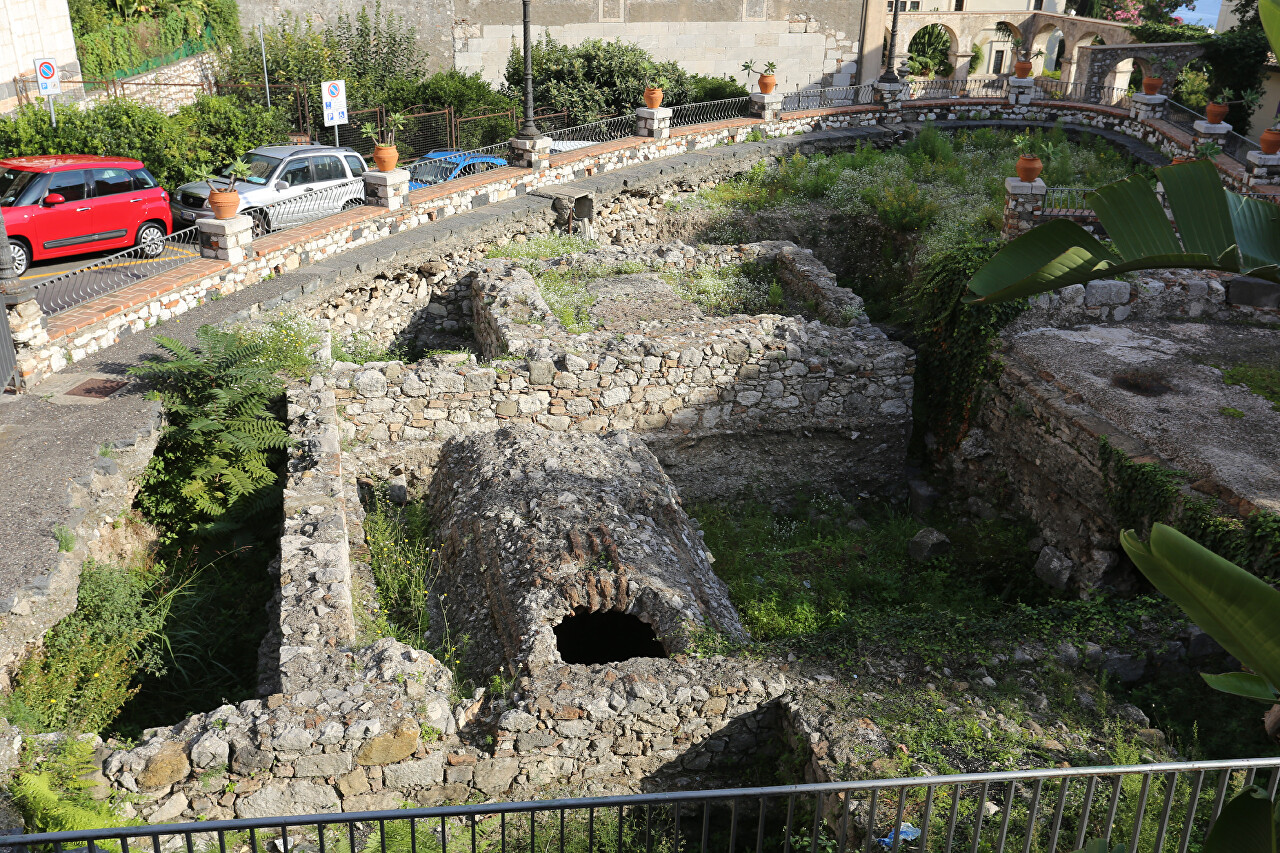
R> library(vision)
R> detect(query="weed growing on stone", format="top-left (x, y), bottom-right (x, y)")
top-left (1220, 406), bottom-right (1246, 418)
top-left (235, 313), bottom-right (323, 379)
top-left (663, 260), bottom-right (781, 316)
top-left (1, 559), bottom-right (173, 734)
top-left (485, 234), bottom-right (598, 260)
top-left (332, 330), bottom-right (414, 365)
top-left (1222, 362), bottom-right (1280, 410)
top-left (52, 523), bottom-right (75, 552)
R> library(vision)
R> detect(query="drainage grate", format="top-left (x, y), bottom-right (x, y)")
top-left (65, 378), bottom-right (129, 399)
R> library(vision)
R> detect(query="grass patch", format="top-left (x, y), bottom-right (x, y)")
top-left (52, 524), bottom-right (75, 553)
top-left (1223, 363), bottom-right (1280, 410)
top-left (485, 234), bottom-right (598, 260)
top-left (532, 261), bottom-right (648, 333)
top-left (1220, 406), bottom-right (1246, 418)
top-left (236, 313), bottom-right (324, 380)
top-left (692, 494), bottom-right (1279, 760)
top-left (332, 330), bottom-right (417, 365)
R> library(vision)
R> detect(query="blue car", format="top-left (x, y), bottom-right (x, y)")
top-left (408, 150), bottom-right (509, 190)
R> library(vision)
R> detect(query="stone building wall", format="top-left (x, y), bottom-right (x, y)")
top-left (84, 52), bottom-right (220, 115)
top-left (0, 0), bottom-right (79, 112)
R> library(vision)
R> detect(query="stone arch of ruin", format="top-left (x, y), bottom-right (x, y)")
top-left (1074, 41), bottom-right (1206, 101)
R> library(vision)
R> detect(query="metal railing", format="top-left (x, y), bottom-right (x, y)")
top-left (781, 84), bottom-right (875, 112)
top-left (1164, 100), bottom-right (1202, 136)
top-left (547, 114), bottom-right (637, 148)
top-left (1164, 101), bottom-right (1261, 166)
top-left (3, 758), bottom-right (1276, 853)
top-left (1222, 127), bottom-right (1261, 164)
top-left (246, 178), bottom-right (368, 236)
top-left (669, 96), bottom-right (752, 129)
top-left (29, 225), bottom-right (199, 316)
top-left (905, 77), bottom-right (1008, 100)
top-left (1043, 186), bottom-right (1094, 212)
top-left (406, 142), bottom-right (519, 188)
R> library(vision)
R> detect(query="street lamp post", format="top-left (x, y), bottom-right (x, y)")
top-left (879, 0), bottom-right (903, 83)
top-left (516, 0), bottom-right (540, 139)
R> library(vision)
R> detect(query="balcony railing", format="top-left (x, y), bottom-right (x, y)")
top-left (669, 97), bottom-right (752, 129)
top-left (781, 84), bottom-right (875, 112)
top-left (3, 757), bottom-right (1276, 853)
top-left (1043, 186), bottom-right (1094, 213)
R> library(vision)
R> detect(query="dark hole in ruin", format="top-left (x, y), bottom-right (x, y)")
top-left (554, 608), bottom-right (668, 665)
top-left (1111, 368), bottom-right (1172, 397)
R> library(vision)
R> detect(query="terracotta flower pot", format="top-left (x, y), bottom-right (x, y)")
top-left (643, 87), bottom-right (664, 109)
top-left (1206, 102), bottom-right (1229, 124)
top-left (1013, 60), bottom-right (1033, 79)
top-left (373, 144), bottom-right (399, 172)
top-left (1141, 76), bottom-right (1163, 96)
top-left (1015, 154), bottom-right (1043, 182)
top-left (1170, 156), bottom-right (1192, 165)
top-left (208, 189), bottom-right (240, 220)
top-left (1261, 128), bottom-right (1280, 155)
top-left (758, 73), bottom-right (778, 94)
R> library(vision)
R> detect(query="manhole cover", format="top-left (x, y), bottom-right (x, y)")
top-left (65, 378), bottom-right (129, 399)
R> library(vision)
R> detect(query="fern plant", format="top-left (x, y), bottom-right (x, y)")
top-left (129, 326), bottom-right (291, 540)
top-left (10, 738), bottom-right (128, 836)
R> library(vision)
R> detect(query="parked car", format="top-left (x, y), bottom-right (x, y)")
top-left (408, 151), bottom-right (509, 190)
top-left (0, 155), bottom-right (172, 277)
top-left (171, 144), bottom-right (369, 235)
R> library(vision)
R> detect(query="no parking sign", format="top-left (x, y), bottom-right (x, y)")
top-left (322, 79), bottom-right (347, 127)
top-left (35, 58), bottom-right (61, 95)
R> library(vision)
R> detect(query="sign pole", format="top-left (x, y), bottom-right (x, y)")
top-left (35, 58), bottom-right (61, 128)
top-left (47, 94), bottom-right (56, 128)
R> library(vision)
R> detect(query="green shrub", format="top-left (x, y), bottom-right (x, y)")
top-left (129, 326), bottom-right (290, 539)
top-left (0, 95), bottom-right (292, 191)
top-left (72, 0), bottom-right (239, 80)
top-left (3, 560), bottom-right (170, 733)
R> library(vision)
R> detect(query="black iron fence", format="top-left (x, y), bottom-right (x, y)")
top-left (1043, 186), bottom-right (1094, 212)
top-left (905, 77), bottom-right (1008, 100)
top-left (1, 758), bottom-right (1277, 853)
top-left (546, 115), bottom-right (637, 148)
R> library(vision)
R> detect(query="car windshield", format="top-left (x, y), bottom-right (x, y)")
top-left (221, 154), bottom-right (281, 185)
top-left (413, 161), bottom-right (456, 184)
top-left (0, 168), bottom-right (40, 207)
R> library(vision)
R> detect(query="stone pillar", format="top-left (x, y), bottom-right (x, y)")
top-left (635, 106), bottom-right (673, 139)
top-left (1058, 57), bottom-right (1075, 87)
top-left (953, 54), bottom-right (974, 92)
top-left (1002, 176), bottom-right (1048, 239)
top-left (362, 169), bottom-right (410, 211)
top-left (197, 215), bottom-right (253, 265)
top-left (872, 80), bottom-right (904, 121)
top-left (749, 92), bottom-right (784, 122)
top-left (1009, 76), bottom-right (1036, 105)
top-left (6, 294), bottom-right (49, 389)
top-left (1245, 150), bottom-right (1280, 187)
top-left (1130, 93), bottom-right (1166, 123)
top-left (1193, 119), bottom-right (1231, 156)
top-left (508, 135), bottom-right (551, 170)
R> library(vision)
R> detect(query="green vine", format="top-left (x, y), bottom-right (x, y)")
top-left (1098, 436), bottom-right (1280, 576)
top-left (906, 239), bottom-right (1026, 456)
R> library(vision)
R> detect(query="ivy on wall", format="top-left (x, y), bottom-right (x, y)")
top-left (1098, 436), bottom-right (1280, 577)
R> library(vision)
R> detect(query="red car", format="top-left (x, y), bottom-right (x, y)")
top-left (0, 154), bottom-right (172, 277)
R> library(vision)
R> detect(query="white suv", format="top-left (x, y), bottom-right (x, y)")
top-left (171, 144), bottom-right (369, 233)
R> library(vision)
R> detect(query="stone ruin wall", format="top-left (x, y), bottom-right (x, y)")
top-left (332, 243), bottom-right (914, 505)
top-left (948, 272), bottom-right (1279, 595)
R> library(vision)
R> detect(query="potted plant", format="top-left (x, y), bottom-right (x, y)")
top-left (1262, 118), bottom-right (1280, 155)
top-left (1011, 39), bottom-right (1034, 78)
top-left (1192, 139), bottom-right (1223, 160)
top-left (741, 60), bottom-right (779, 94)
top-left (1206, 88), bottom-right (1232, 124)
top-left (207, 158), bottom-right (250, 220)
top-left (642, 72), bottom-right (668, 109)
top-left (362, 112), bottom-right (406, 172)
top-left (1141, 61), bottom-right (1163, 96)
top-left (1013, 132), bottom-right (1043, 181)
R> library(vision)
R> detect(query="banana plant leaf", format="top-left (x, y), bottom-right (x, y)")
top-left (966, 160), bottom-right (1280, 305)
top-left (1120, 524), bottom-right (1280, 700)
top-left (1202, 786), bottom-right (1278, 853)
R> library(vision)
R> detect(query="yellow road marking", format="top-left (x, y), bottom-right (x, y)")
top-left (19, 245), bottom-right (198, 281)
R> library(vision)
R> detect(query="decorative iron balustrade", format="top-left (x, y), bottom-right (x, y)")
top-left (28, 225), bottom-right (200, 316)
top-left (546, 115), bottom-right (638, 148)
top-left (780, 85), bottom-right (875, 112)
top-left (2, 757), bottom-right (1277, 853)
top-left (246, 178), bottom-right (368, 237)
top-left (1043, 186), bottom-right (1094, 213)
top-left (668, 97), bottom-right (752, 129)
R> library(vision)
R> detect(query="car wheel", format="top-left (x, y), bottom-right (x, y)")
top-left (5, 240), bottom-right (29, 277)
top-left (136, 222), bottom-right (166, 258)
top-left (249, 210), bottom-right (271, 238)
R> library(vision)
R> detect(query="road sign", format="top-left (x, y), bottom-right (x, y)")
top-left (322, 79), bottom-right (348, 127)
top-left (35, 58), bottom-right (61, 95)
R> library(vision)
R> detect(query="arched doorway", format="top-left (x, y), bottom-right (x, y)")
top-left (907, 23), bottom-right (959, 78)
